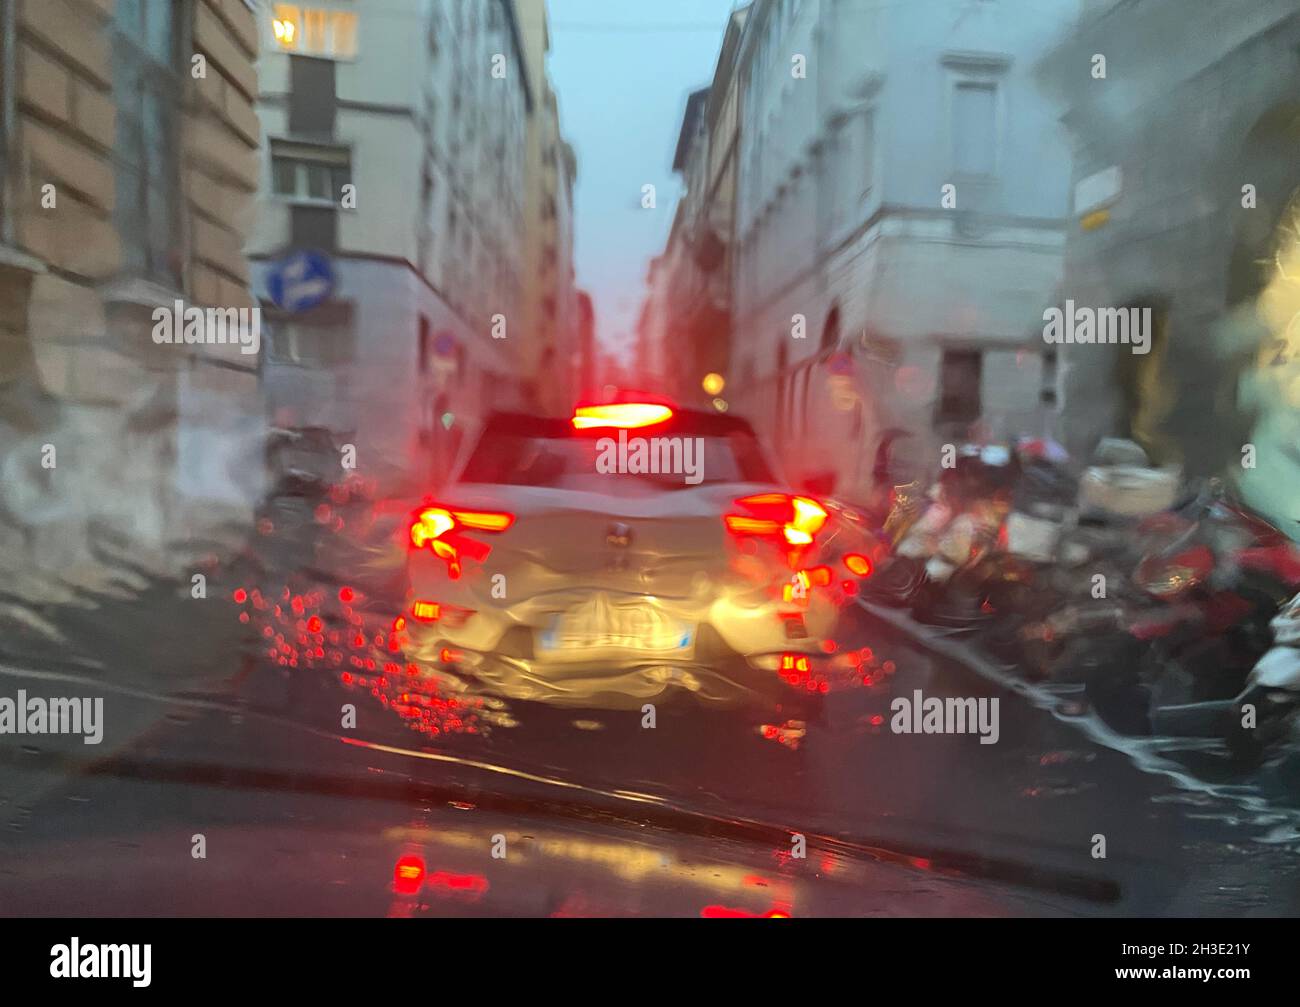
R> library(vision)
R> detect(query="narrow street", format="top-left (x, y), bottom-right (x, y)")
top-left (1, 0), bottom-right (1299, 934)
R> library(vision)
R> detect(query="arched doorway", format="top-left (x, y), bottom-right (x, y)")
top-left (1223, 100), bottom-right (1300, 534)
top-left (1114, 291), bottom-right (1173, 463)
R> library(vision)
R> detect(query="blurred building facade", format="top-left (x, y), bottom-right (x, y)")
top-left (1039, 0), bottom-right (1300, 530)
top-left (574, 287), bottom-right (596, 399)
top-left (636, 7), bottom-right (749, 408)
top-left (641, 0), bottom-right (1076, 502)
top-left (247, 0), bottom-right (533, 488)
top-left (634, 253), bottom-right (671, 387)
top-left (0, 0), bottom-right (262, 584)
top-left (516, 0), bottom-right (579, 415)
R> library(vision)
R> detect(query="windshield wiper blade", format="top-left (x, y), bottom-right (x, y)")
top-left (68, 750), bottom-right (1121, 907)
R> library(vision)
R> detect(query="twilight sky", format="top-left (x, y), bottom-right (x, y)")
top-left (547, 0), bottom-right (743, 359)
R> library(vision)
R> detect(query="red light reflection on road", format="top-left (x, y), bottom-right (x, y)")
top-left (701, 904), bottom-right (792, 918)
top-left (393, 854), bottom-right (425, 895)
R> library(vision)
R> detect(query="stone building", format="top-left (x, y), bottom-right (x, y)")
top-left (1039, 0), bottom-right (1300, 533)
top-left (0, 0), bottom-right (262, 587)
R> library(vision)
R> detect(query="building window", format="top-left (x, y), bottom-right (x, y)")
top-left (290, 204), bottom-right (337, 251)
top-left (952, 81), bottom-right (997, 176)
top-left (418, 168), bottom-right (435, 274)
top-left (937, 349), bottom-right (983, 426)
top-left (418, 315), bottom-right (430, 375)
top-left (828, 110), bottom-right (874, 234)
top-left (853, 109), bottom-right (875, 203)
top-left (820, 307), bottom-right (840, 355)
top-left (271, 140), bottom-right (351, 204)
top-left (1041, 347), bottom-right (1058, 407)
top-left (270, 4), bottom-right (358, 61)
top-left (269, 321), bottom-right (354, 366)
top-left (288, 55), bottom-right (337, 135)
top-left (112, 0), bottom-right (184, 288)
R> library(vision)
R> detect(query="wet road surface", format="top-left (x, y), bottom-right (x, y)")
top-left (2, 520), bottom-right (1299, 916)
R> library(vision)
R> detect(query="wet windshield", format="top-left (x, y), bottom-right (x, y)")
top-left (2, 0), bottom-right (1300, 922)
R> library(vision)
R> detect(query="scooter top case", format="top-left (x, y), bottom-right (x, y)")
top-left (1250, 644), bottom-right (1300, 691)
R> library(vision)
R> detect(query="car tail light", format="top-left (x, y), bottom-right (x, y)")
top-left (452, 510), bottom-right (515, 532)
top-left (843, 553), bottom-right (873, 577)
top-left (725, 493), bottom-right (828, 552)
top-left (409, 505), bottom-right (514, 578)
top-left (571, 402), bottom-right (673, 429)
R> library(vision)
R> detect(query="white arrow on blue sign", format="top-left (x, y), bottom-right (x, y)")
top-left (267, 250), bottom-right (336, 314)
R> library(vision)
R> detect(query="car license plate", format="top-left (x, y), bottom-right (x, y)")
top-left (537, 595), bottom-right (694, 659)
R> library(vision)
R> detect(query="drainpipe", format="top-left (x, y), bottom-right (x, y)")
top-left (0, 0), bottom-right (16, 246)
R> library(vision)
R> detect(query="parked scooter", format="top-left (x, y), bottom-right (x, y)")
top-left (1076, 491), bottom-right (1300, 736)
top-left (1156, 591), bottom-right (1300, 762)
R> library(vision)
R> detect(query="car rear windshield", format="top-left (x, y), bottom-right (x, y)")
top-left (457, 414), bottom-right (776, 488)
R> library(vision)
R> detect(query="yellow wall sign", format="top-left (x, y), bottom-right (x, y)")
top-left (271, 5), bottom-right (358, 60)
top-left (1080, 208), bottom-right (1110, 232)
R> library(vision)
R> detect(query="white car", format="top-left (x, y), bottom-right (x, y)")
top-left (400, 402), bottom-right (882, 716)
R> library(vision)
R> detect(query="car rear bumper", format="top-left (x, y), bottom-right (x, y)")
top-left (398, 611), bottom-right (842, 714)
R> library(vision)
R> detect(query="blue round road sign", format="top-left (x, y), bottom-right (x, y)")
top-left (267, 250), bottom-right (335, 314)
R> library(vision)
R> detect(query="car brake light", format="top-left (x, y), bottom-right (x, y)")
top-left (410, 506), bottom-right (514, 547)
top-left (723, 515), bottom-right (780, 535)
top-left (410, 505), bottom-right (514, 577)
top-left (571, 402), bottom-right (673, 429)
top-left (786, 497), bottom-right (827, 545)
top-left (410, 509), bottom-right (454, 545)
top-left (454, 510), bottom-right (514, 531)
top-left (725, 493), bottom-right (828, 551)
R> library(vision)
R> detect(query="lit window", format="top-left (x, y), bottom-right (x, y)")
top-left (270, 4), bottom-right (358, 60)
